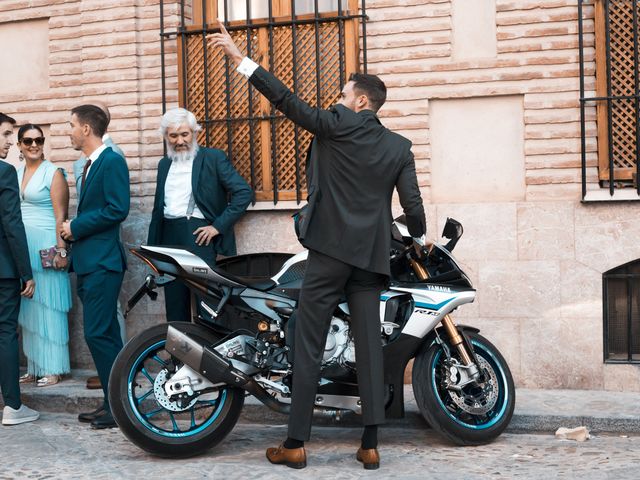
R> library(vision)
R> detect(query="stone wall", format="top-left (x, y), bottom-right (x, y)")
top-left (1, 0), bottom-right (640, 390)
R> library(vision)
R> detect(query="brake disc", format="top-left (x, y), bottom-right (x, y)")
top-left (152, 369), bottom-right (198, 412)
top-left (447, 356), bottom-right (499, 415)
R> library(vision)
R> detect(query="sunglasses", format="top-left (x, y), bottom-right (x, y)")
top-left (21, 137), bottom-right (45, 146)
top-left (20, 137), bottom-right (44, 147)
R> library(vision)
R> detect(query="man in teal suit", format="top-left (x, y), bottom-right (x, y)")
top-left (73, 102), bottom-right (127, 391)
top-left (61, 105), bottom-right (129, 429)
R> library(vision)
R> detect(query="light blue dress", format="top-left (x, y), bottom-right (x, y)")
top-left (17, 160), bottom-right (72, 376)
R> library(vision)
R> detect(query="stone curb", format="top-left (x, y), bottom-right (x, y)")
top-left (6, 372), bottom-right (640, 435)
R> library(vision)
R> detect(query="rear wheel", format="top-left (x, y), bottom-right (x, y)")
top-left (412, 331), bottom-right (515, 445)
top-left (109, 322), bottom-right (244, 457)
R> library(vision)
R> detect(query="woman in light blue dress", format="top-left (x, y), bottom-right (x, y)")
top-left (16, 124), bottom-right (72, 387)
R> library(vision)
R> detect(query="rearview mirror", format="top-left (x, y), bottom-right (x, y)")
top-left (441, 218), bottom-right (463, 252)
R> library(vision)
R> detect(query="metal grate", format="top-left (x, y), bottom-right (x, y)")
top-left (603, 260), bottom-right (640, 363)
top-left (159, 0), bottom-right (367, 204)
top-left (579, 0), bottom-right (640, 198)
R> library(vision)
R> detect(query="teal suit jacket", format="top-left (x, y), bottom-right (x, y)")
top-left (70, 147), bottom-right (130, 275)
top-left (73, 135), bottom-right (124, 193)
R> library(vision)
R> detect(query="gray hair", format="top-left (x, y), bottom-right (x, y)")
top-left (159, 108), bottom-right (202, 137)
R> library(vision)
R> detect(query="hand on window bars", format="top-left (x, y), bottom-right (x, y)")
top-left (207, 19), bottom-right (244, 67)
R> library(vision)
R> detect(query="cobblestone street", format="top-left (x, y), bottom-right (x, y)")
top-left (1, 413), bottom-right (638, 479)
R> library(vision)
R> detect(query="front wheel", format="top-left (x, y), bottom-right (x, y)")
top-left (412, 331), bottom-right (515, 445)
top-left (109, 322), bottom-right (245, 458)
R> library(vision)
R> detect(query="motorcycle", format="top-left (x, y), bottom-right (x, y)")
top-left (109, 216), bottom-right (515, 457)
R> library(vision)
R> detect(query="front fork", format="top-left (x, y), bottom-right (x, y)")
top-left (409, 255), bottom-right (480, 381)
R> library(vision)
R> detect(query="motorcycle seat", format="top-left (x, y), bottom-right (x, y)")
top-left (208, 266), bottom-right (277, 292)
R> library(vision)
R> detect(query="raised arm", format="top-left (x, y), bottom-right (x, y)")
top-left (207, 20), bottom-right (342, 137)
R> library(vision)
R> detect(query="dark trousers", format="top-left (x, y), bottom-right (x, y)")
top-left (288, 249), bottom-right (387, 441)
top-left (160, 217), bottom-right (217, 323)
top-left (0, 279), bottom-right (21, 409)
top-left (77, 270), bottom-right (124, 408)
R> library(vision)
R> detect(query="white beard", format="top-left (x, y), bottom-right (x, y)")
top-left (167, 142), bottom-right (199, 164)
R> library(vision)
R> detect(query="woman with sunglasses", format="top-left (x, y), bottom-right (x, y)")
top-left (16, 124), bottom-right (72, 387)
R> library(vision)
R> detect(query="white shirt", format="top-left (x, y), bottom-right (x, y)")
top-left (237, 57), bottom-right (260, 78)
top-left (84, 143), bottom-right (108, 178)
top-left (163, 157), bottom-right (205, 219)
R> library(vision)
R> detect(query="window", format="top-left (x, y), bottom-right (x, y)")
top-left (163, 0), bottom-right (366, 203)
top-left (603, 259), bottom-right (640, 363)
top-left (579, 0), bottom-right (640, 198)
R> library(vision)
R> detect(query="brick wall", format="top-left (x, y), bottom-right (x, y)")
top-left (367, 0), bottom-right (598, 201)
top-left (0, 0), bottom-right (184, 367)
top-left (2, 1), bottom-right (640, 389)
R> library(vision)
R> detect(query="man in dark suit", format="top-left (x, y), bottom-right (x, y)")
top-left (210, 22), bottom-right (426, 469)
top-left (0, 112), bottom-right (39, 426)
top-left (147, 107), bottom-right (252, 322)
top-left (60, 105), bottom-right (130, 429)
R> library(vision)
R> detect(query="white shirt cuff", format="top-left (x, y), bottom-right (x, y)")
top-left (237, 57), bottom-right (260, 78)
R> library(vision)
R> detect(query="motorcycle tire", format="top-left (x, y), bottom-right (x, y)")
top-left (109, 322), bottom-right (245, 458)
top-left (412, 331), bottom-right (515, 446)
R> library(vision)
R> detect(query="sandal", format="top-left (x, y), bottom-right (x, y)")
top-left (19, 373), bottom-right (36, 384)
top-left (36, 375), bottom-right (61, 387)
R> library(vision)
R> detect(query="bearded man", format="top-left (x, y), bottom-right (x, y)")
top-left (147, 108), bottom-right (253, 323)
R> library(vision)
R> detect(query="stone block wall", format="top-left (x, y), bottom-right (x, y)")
top-left (1, 0), bottom-right (639, 390)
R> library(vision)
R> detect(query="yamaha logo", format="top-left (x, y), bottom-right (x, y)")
top-left (427, 285), bottom-right (451, 293)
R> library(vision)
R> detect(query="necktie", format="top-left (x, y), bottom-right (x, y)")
top-left (80, 158), bottom-right (92, 194)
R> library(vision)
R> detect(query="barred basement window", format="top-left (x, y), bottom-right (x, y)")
top-left (603, 259), bottom-right (640, 363)
top-left (161, 0), bottom-right (367, 204)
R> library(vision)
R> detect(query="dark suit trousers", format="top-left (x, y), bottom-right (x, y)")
top-left (77, 270), bottom-right (124, 408)
top-left (161, 217), bottom-right (217, 323)
top-left (288, 249), bottom-right (387, 441)
top-left (0, 279), bottom-right (21, 409)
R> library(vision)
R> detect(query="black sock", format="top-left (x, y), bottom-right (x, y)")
top-left (361, 425), bottom-right (378, 450)
top-left (283, 437), bottom-right (304, 449)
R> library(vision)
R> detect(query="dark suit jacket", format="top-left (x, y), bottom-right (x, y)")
top-left (70, 147), bottom-right (130, 275)
top-left (249, 66), bottom-right (426, 275)
top-left (0, 160), bottom-right (32, 282)
top-left (147, 147), bottom-right (253, 257)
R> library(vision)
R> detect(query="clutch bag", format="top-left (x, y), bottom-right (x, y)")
top-left (39, 246), bottom-right (58, 269)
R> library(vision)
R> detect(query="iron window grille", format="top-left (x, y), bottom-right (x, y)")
top-left (603, 259), bottom-right (640, 363)
top-left (579, 0), bottom-right (640, 199)
top-left (159, 0), bottom-right (368, 204)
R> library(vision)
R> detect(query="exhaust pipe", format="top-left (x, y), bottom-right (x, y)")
top-left (166, 325), bottom-right (249, 387)
top-left (165, 326), bottom-right (291, 414)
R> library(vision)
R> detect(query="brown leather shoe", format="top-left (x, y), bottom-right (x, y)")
top-left (356, 447), bottom-right (380, 470)
top-left (266, 443), bottom-right (307, 469)
top-left (86, 375), bottom-right (102, 390)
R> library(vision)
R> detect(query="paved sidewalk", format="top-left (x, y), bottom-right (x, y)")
top-left (4, 370), bottom-right (640, 434)
top-left (2, 415), bottom-right (640, 479)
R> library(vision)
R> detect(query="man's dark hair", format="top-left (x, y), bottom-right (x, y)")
top-left (348, 73), bottom-right (387, 112)
top-left (71, 104), bottom-right (109, 137)
top-left (0, 112), bottom-right (16, 125)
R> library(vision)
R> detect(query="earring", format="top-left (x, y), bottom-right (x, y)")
top-left (18, 153), bottom-right (24, 162)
